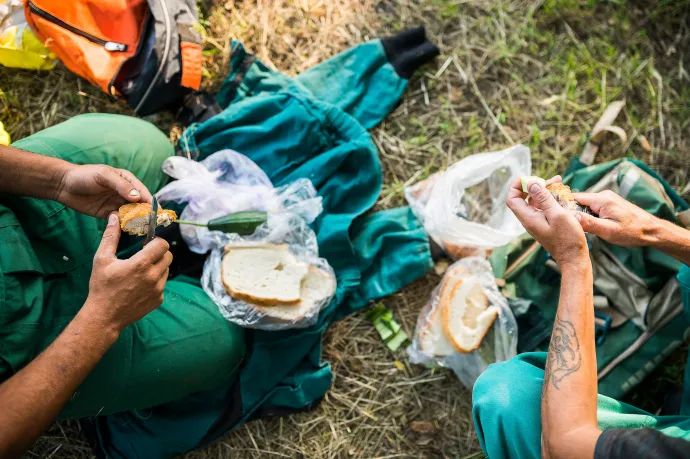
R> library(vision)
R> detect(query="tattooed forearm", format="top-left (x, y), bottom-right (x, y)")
top-left (544, 317), bottom-right (582, 390)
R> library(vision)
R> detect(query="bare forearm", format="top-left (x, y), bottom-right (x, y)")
top-left (0, 302), bottom-right (119, 458)
top-left (650, 218), bottom-right (690, 266)
top-left (542, 259), bottom-right (601, 458)
top-left (0, 145), bottom-right (73, 200)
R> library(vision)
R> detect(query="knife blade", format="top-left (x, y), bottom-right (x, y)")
top-left (144, 197), bottom-right (159, 246)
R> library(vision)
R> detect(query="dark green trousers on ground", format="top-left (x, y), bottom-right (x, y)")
top-left (1, 113), bottom-right (246, 419)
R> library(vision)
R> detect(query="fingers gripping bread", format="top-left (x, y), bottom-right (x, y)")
top-left (119, 203), bottom-right (177, 236)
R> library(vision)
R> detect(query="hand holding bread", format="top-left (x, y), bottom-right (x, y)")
top-left (574, 190), bottom-right (660, 247)
top-left (507, 176), bottom-right (589, 270)
top-left (81, 213), bottom-right (173, 334)
top-left (56, 164), bottom-right (152, 219)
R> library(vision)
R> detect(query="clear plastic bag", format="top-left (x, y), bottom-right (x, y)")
top-left (404, 145), bottom-right (531, 259)
top-left (155, 149), bottom-right (323, 254)
top-left (156, 149), bottom-right (335, 330)
top-left (201, 213), bottom-right (336, 330)
top-left (407, 257), bottom-right (517, 388)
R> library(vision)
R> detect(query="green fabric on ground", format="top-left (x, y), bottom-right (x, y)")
top-left (2, 114), bottom-right (246, 419)
top-left (472, 258), bottom-right (690, 459)
top-left (88, 37), bottom-right (434, 458)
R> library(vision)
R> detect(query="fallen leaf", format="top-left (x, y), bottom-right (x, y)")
top-left (409, 421), bottom-right (435, 434)
top-left (393, 360), bottom-right (405, 371)
top-left (638, 135), bottom-right (651, 153)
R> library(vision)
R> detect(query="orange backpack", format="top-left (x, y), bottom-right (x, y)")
top-left (25, 0), bottom-right (202, 116)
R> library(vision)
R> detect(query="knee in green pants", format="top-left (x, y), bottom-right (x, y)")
top-left (472, 352), bottom-right (690, 459)
top-left (2, 114), bottom-right (246, 418)
top-left (472, 353), bottom-right (544, 459)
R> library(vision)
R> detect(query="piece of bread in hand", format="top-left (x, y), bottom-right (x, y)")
top-left (546, 182), bottom-right (577, 211)
top-left (118, 203), bottom-right (177, 236)
top-left (250, 266), bottom-right (336, 322)
top-left (441, 279), bottom-right (499, 353)
top-left (221, 244), bottom-right (309, 305)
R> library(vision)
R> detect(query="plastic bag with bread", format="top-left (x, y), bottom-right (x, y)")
top-left (202, 212), bottom-right (336, 330)
top-left (407, 257), bottom-right (517, 388)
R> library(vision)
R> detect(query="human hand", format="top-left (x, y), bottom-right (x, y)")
top-left (82, 214), bottom-right (172, 334)
top-left (56, 164), bottom-right (152, 219)
top-left (506, 175), bottom-right (589, 269)
top-left (573, 190), bottom-right (661, 247)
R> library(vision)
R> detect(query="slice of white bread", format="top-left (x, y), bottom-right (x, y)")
top-left (251, 266), bottom-right (336, 322)
top-left (222, 244), bottom-right (309, 305)
top-left (418, 266), bottom-right (468, 357)
top-left (441, 279), bottom-right (499, 353)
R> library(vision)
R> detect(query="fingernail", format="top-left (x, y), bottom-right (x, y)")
top-left (575, 213), bottom-right (582, 222)
top-left (129, 189), bottom-right (140, 197)
top-left (529, 183), bottom-right (541, 194)
top-left (108, 214), bottom-right (118, 226)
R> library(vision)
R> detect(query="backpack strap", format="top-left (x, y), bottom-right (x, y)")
top-left (178, 22), bottom-right (202, 90)
top-left (580, 100), bottom-right (627, 166)
top-left (176, 91), bottom-right (222, 126)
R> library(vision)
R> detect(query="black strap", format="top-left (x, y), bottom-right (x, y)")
top-left (176, 91), bottom-right (222, 126)
top-left (380, 26), bottom-right (440, 79)
top-left (223, 53), bottom-right (256, 104)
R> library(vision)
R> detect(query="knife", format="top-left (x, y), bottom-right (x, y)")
top-left (144, 197), bottom-right (159, 246)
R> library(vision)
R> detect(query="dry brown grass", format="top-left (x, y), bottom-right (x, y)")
top-left (3, 0), bottom-right (690, 458)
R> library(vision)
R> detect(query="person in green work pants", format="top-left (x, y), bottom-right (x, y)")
top-left (472, 178), bottom-right (690, 458)
top-left (0, 114), bottom-right (245, 457)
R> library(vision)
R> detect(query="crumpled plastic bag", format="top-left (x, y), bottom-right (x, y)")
top-left (407, 257), bottom-right (517, 388)
top-left (0, 0), bottom-right (56, 70)
top-left (202, 212), bottom-right (336, 330)
top-left (156, 149), bottom-right (335, 330)
top-left (156, 149), bottom-right (323, 254)
top-left (404, 145), bottom-right (531, 259)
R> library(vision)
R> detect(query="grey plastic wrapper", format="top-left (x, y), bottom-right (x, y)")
top-left (407, 257), bottom-right (518, 388)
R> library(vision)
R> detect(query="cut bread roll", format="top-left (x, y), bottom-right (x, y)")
top-left (251, 266), bottom-right (336, 322)
top-left (222, 244), bottom-right (309, 305)
top-left (119, 202), bottom-right (177, 236)
top-left (418, 266), bottom-right (468, 357)
top-left (441, 279), bottom-right (499, 353)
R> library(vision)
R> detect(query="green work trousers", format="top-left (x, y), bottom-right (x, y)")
top-left (472, 267), bottom-right (690, 458)
top-left (1, 113), bottom-right (246, 419)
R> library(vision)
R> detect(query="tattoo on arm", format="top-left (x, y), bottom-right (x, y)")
top-left (544, 317), bottom-right (582, 390)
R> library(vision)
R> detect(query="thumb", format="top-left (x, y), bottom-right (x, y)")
top-left (528, 182), bottom-right (559, 213)
top-left (575, 212), bottom-right (616, 237)
top-left (96, 213), bottom-right (122, 259)
top-left (101, 167), bottom-right (141, 202)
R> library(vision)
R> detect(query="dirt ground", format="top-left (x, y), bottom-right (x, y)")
top-left (2, 0), bottom-right (690, 458)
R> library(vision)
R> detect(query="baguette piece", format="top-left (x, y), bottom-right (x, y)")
top-left (441, 279), bottom-right (499, 353)
top-left (118, 203), bottom-right (177, 236)
top-left (251, 266), bottom-right (336, 322)
top-left (546, 182), bottom-right (577, 211)
top-left (221, 244), bottom-right (309, 305)
top-left (418, 266), bottom-right (468, 357)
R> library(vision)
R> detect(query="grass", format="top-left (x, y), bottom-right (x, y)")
top-left (2, 0), bottom-right (690, 457)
